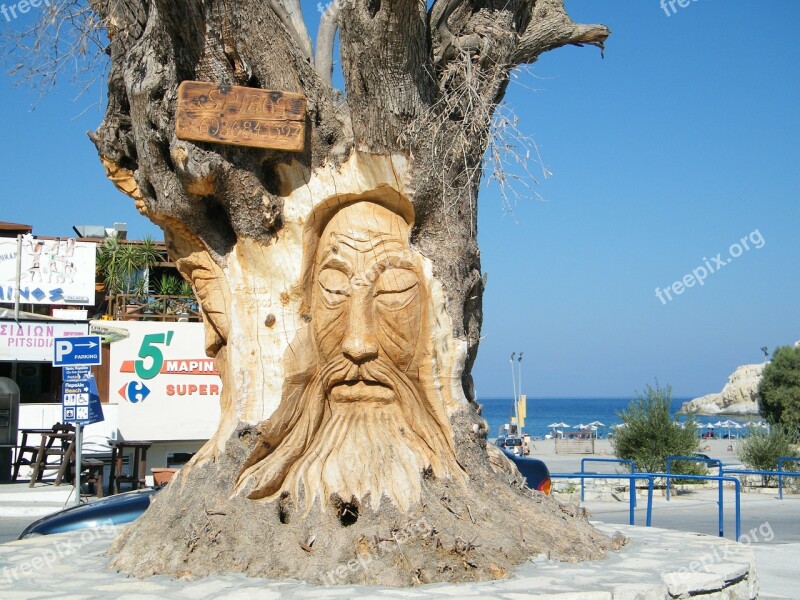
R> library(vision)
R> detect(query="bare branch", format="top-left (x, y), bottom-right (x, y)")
top-left (267, 0), bottom-right (314, 65)
top-left (1, 1), bottom-right (107, 96)
top-left (315, 2), bottom-right (339, 89)
top-left (512, 2), bottom-right (610, 64)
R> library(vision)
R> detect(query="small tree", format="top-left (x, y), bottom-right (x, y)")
top-left (736, 427), bottom-right (799, 486)
top-left (96, 235), bottom-right (162, 296)
top-left (759, 346), bottom-right (800, 433)
top-left (613, 383), bottom-right (700, 474)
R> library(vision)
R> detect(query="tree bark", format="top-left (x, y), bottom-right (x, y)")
top-left (88, 0), bottom-right (616, 586)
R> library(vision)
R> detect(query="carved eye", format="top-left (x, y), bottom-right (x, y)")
top-left (374, 269), bottom-right (419, 310)
top-left (317, 269), bottom-right (350, 306)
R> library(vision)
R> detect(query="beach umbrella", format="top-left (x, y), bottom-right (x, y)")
top-left (589, 420), bottom-right (605, 427)
top-left (547, 422), bottom-right (570, 429)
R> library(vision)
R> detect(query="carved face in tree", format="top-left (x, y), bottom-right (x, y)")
top-left (313, 203), bottom-right (423, 404)
top-left (237, 200), bottom-right (463, 512)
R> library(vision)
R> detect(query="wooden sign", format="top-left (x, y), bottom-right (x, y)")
top-left (176, 81), bottom-right (306, 152)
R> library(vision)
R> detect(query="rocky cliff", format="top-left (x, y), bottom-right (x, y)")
top-left (679, 363), bottom-right (765, 415)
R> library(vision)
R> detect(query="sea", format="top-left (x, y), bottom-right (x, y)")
top-left (478, 396), bottom-right (763, 440)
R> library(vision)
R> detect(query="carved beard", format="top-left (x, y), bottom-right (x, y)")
top-left (237, 355), bottom-right (462, 512)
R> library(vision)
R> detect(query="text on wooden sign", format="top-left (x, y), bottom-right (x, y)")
top-left (176, 81), bottom-right (306, 152)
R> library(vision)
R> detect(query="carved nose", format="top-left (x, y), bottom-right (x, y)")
top-left (341, 295), bottom-right (378, 364)
top-left (342, 330), bottom-right (379, 364)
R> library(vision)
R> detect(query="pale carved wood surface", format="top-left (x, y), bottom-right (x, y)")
top-left (237, 200), bottom-right (465, 512)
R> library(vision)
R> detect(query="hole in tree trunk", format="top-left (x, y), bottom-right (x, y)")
top-left (278, 492), bottom-right (291, 524)
top-left (333, 495), bottom-right (359, 526)
top-left (367, 0), bottom-right (381, 18)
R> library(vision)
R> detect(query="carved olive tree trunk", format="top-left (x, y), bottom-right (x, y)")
top-left (90, 0), bottom-right (615, 586)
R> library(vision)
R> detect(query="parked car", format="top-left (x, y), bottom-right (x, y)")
top-left (19, 487), bottom-right (159, 539)
top-left (495, 435), bottom-right (525, 456)
top-left (502, 449), bottom-right (552, 494)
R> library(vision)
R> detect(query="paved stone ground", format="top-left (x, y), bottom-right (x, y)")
top-left (0, 523), bottom-right (758, 599)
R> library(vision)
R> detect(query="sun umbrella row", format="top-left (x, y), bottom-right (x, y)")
top-left (547, 420), bottom-right (606, 429)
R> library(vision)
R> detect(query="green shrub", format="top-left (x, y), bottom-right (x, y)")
top-left (736, 427), bottom-right (799, 485)
top-left (612, 382), bottom-right (701, 474)
top-left (759, 346), bottom-right (800, 433)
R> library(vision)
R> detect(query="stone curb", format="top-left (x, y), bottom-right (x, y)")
top-left (0, 523), bottom-right (757, 599)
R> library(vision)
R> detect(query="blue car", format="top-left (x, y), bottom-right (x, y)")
top-left (19, 488), bottom-right (158, 539)
top-left (502, 450), bottom-right (552, 494)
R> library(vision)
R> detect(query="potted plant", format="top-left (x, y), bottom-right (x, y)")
top-left (150, 273), bottom-right (183, 318)
top-left (96, 235), bottom-right (162, 317)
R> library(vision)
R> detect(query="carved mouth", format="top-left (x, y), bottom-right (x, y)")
top-left (329, 380), bottom-right (395, 403)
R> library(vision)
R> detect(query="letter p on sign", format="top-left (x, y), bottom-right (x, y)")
top-left (55, 340), bottom-right (73, 364)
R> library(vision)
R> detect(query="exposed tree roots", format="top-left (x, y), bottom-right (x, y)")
top-left (109, 413), bottom-right (624, 587)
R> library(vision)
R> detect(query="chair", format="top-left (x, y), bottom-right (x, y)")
top-left (13, 424), bottom-right (72, 482)
top-left (12, 427), bottom-right (51, 481)
top-left (75, 458), bottom-right (105, 498)
top-left (28, 423), bottom-right (76, 487)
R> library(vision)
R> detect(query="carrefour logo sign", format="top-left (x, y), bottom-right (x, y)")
top-left (116, 329), bottom-right (221, 404)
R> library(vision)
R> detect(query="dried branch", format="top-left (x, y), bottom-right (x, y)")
top-left (315, 2), bottom-right (339, 89)
top-left (485, 102), bottom-right (552, 214)
top-left (1, 0), bottom-right (107, 96)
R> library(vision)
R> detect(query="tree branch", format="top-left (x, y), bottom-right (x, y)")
top-left (512, 2), bottom-right (609, 64)
top-left (315, 2), bottom-right (339, 89)
top-left (1, 0), bottom-right (107, 95)
top-left (429, 0), bottom-right (468, 66)
top-left (267, 0), bottom-right (314, 65)
top-left (338, 0), bottom-right (435, 152)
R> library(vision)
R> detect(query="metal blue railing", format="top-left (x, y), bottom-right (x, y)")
top-left (551, 472), bottom-right (654, 527)
top-left (777, 457), bottom-right (800, 499)
top-left (580, 458), bottom-right (636, 506)
top-left (550, 471), bottom-right (742, 540)
top-left (721, 467), bottom-right (800, 501)
top-left (653, 473), bottom-right (741, 540)
top-left (665, 455), bottom-right (722, 501)
top-left (666, 455), bottom-right (724, 537)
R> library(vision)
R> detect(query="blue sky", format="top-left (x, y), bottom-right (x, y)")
top-left (1, 1), bottom-right (798, 398)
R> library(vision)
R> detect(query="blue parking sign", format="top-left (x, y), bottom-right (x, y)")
top-left (53, 336), bottom-right (101, 367)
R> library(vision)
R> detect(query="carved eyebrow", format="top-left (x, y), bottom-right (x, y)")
top-left (319, 256), bottom-right (352, 275)
top-left (332, 231), bottom-right (399, 252)
top-left (370, 254), bottom-right (416, 273)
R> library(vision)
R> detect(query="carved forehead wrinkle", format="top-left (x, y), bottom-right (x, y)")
top-left (316, 202), bottom-right (409, 263)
